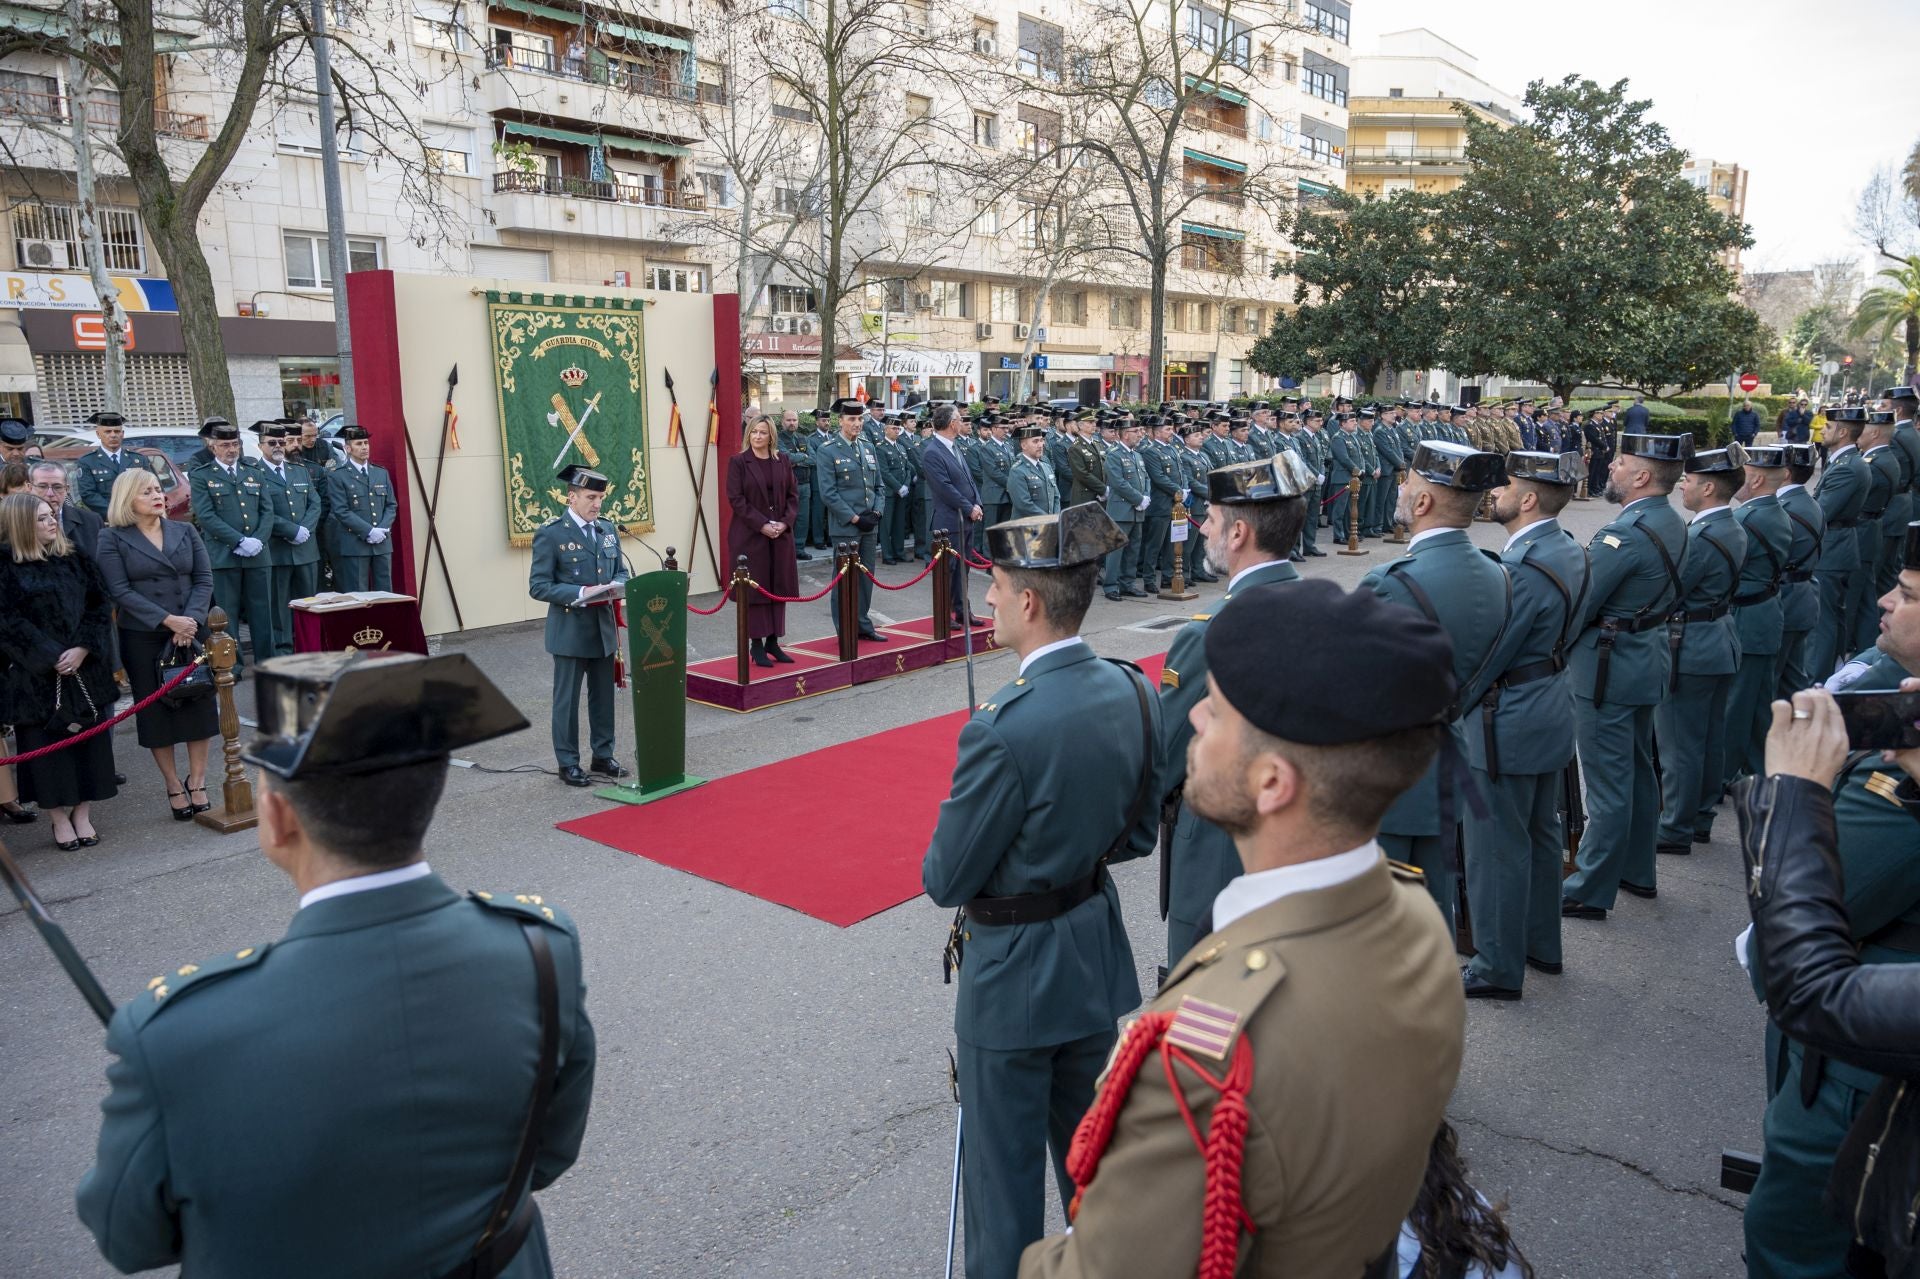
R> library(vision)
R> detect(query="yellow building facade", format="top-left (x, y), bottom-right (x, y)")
top-left (1344, 95), bottom-right (1507, 198)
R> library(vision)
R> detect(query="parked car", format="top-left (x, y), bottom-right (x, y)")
top-left (36, 424), bottom-right (261, 463)
top-left (39, 442), bottom-right (194, 522)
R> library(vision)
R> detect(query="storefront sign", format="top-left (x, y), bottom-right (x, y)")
top-left (859, 346), bottom-right (979, 379)
top-left (0, 272), bottom-right (177, 312)
top-left (73, 313), bottom-right (136, 351)
top-left (1035, 353), bottom-right (1111, 372)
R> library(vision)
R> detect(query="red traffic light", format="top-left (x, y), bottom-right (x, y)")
top-left (1844, 355), bottom-right (1855, 366)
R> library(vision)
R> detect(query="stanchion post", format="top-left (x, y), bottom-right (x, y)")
top-left (1386, 470), bottom-right (1409, 544)
top-left (931, 529), bottom-right (952, 642)
top-left (1337, 475), bottom-right (1368, 557)
top-left (732, 554), bottom-right (752, 686)
top-left (1158, 498), bottom-right (1198, 601)
top-left (194, 607), bottom-right (257, 834)
top-left (835, 541), bottom-right (859, 662)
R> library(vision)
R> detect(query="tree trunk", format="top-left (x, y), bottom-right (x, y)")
top-left (147, 218), bottom-right (233, 421)
top-left (1550, 380), bottom-right (1576, 403)
top-left (1906, 313), bottom-right (1917, 382)
top-left (1019, 261), bottom-right (1062, 403)
top-left (1147, 241), bottom-right (1167, 405)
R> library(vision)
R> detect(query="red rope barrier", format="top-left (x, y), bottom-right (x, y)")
top-left (749, 566), bottom-right (846, 604)
top-left (686, 592), bottom-right (732, 616)
top-left (859, 558), bottom-right (938, 591)
top-left (0, 657), bottom-right (205, 767)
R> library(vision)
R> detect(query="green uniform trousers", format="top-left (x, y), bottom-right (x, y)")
top-left (210, 564), bottom-right (275, 668)
top-left (267, 562), bottom-right (320, 658)
top-left (958, 1030), bottom-right (1111, 1279)
top-left (1849, 556), bottom-right (1883, 654)
top-left (1102, 522), bottom-right (1143, 593)
top-left (1655, 671), bottom-right (1731, 846)
top-left (1807, 571), bottom-right (1854, 681)
top-left (332, 555), bottom-right (393, 592)
top-left (881, 496), bottom-right (908, 561)
top-left (1779, 630), bottom-right (1813, 700)
top-left (1463, 768), bottom-right (1564, 989)
top-left (794, 480), bottom-right (814, 547)
top-left (1357, 476), bottom-right (1378, 536)
top-left (1378, 832), bottom-right (1454, 936)
top-left (1744, 1042), bottom-right (1867, 1279)
top-left (1140, 513), bottom-right (1171, 587)
top-left (1724, 649), bottom-right (1781, 789)
top-left (551, 653), bottom-right (616, 769)
top-left (827, 529), bottom-right (879, 634)
top-left (1564, 697), bottom-right (1660, 910)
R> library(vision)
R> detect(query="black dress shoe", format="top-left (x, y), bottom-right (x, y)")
top-left (559, 765), bottom-right (592, 787)
top-left (114, 772), bottom-right (126, 785)
top-left (1692, 830), bottom-right (1712, 844)
top-left (1289, 553), bottom-right (1305, 562)
top-left (883, 556), bottom-right (900, 564)
top-left (1104, 591), bottom-right (1123, 601)
top-left (1525, 957), bottom-right (1564, 976)
top-left (1463, 970), bottom-right (1522, 1001)
top-left (1306, 548), bottom-right (1328, 557)
top-left (1656, 842), bottom-right (1691, 856)
top-left (1121, 587), bottom-right (1149, 598)
top-left (858, 627), bottom-right (887, 642)
top-left (0, 801), bottom-right (35, 824)
top-left (590, 757), bottom-right (629, 778)
top-left (1619, 881), bottom-right (1657, 900)
top-left (797, 549), bottom-right (814, 561)
top-left (1561, 897), bottom-right (1606, 920)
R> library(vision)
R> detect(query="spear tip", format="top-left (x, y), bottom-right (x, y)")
top-left (449, 363), bottom-right (459, 387)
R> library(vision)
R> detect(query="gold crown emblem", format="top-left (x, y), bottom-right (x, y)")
top-left (353, 625), bottom-right (385, 647)
top-left (646, 596), bottom-right (667, 614)
top-left (559, 365), bottom-right (588, 388)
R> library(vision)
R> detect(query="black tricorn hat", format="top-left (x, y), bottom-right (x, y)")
top-left (197, 415), bottom-right (230, 438)
top-left (830, 396), bottom-right (865, 416)
top-left (1503, 450), bottom-right (1583, 486)
top-left (1177, 420), bottom-right (1208, 437)
top-left (244, 652), bottom-right (529, 780)
top-left (251, 420), bottom-right (291, 439)
top-left (1827, 406), bottom-right (1868, 424)
top-left (1410, 441), bottom-right (1506, 491)
top-left (1869, 409), bottom-right (1895, 425)
top-left (0, 417), bottom-right (31, 444)
top-left (557, 464), bottom-right (610, 491)
top-left (1744, 444), bottom-right (1789, 468)
top-left (339, 423), bottom-right (372, 441)
top-left (205, 420), bottom-right (241, 442)
top-left (86, 410), bottom-right (125, 427)
top-left (1881, 387), bottom-right (1918, 402)
top-left (985, 503), bottom-right (1127, 569)
top-left (1907, 522), bottom-right (1920, 571)
top-left (1686, 443), bottom-right (1747, 474)
top-left (1010, 424), bottom-right (1046, 441)
top-left (1620, 433), bottom-right (1694, 461)
top-left (1785, 443), bottom-right (1817, 469)
top-left (1208, 452), bottom-right (1318, 504)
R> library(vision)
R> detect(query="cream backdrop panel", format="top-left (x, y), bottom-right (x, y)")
top-left (385, 274), bottom-right (723, 635)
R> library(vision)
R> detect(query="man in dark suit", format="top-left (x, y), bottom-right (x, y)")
top-left (29, 461), bottom-right (102, 557)
top-left (921, 402), bottom-right (989, 628)
top-left (1621, 395), bottom-right (1652, 433)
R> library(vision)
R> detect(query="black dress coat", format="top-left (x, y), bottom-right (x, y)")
top-left (725, 449), bottom-right (800, 639)
top-left (0, 550), bottom-right (118, 725)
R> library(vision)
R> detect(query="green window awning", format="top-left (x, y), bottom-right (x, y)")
top-left (1297, 179), bottom-right (1334, 197)
top-left (601, 134), bottom-right (690, 158)
top-left (1182, 147), bottom-right (1246, 174)
top-left (501, 120), bottom-right (600, 147)
top-left (1183, 75), bottom-right (1247, 107)
top-left (494, 0), bottom-right (591, 25)
top-left (0, 1), bottom-right (192, 47)
top-left (597, 20), bottom-right (690, 51)
top-left (1182, 222), bottom-right (1245, 242)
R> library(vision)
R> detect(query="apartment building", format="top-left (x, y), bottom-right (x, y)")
top-left (0, 0), bottom-right (1349, 425)
top-left (1681, 155), bottom-right (1748, 277)
top-left (1345, 27), bottom-right (1516, 199)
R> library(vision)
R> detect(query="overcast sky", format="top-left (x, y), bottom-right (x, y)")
top-left (1348, 0), bottom-right (1920, 275)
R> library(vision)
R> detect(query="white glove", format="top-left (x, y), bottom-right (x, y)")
top-left (292, 525), bottom-right (311, 545)
top-left (898, 485), bottom-right (909, 497)
top-left (235, 537), bottom-right (264, 557)
top-left (366, 527), bottom-right (388, 545)
top-left (1137, 496), bottom-right (1150, 512)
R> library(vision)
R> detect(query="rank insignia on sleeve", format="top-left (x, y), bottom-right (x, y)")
top-left (1161, 667), bottom-right (1180, 689)
top-left (1866, 771), bottom-right (1904, 807)
top-left (1600, 534), bottom-right (1623, 549)
top-left (1166, 995), bottom-right (1241, 1061)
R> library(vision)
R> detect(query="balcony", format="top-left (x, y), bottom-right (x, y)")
top-left (0, 87), bottom-right (209, 140)
top-left (482, 45), bottom-right (725, 106)
top-left (1347, 144), bottom-right (1467, 166)
top-left (493, 169), bottom-right (705, 210)
top-left (1183, 109), bottom-right (1247, 141)
top-left (1180, 243), bottom-right (1243, 274)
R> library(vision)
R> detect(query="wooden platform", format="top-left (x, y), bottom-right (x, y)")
top-left (686, 615), bottom-right (1002, 712)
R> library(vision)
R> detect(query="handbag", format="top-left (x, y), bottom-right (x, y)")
top-left (43, 672), bottom-right (102, 738)
top-left (158, 638), bottom-right (213, 708)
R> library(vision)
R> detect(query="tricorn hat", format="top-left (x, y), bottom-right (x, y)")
top-left (1881, 386), bottom-right (1918, 403)
top-left (243, 652), bottom-right (529, 780)
top-left (1503, 450), bottom-right (1583, 486)
top-left (339, 423), bottom-right (372, 442)
top-left (985, 503), bottom-right (1127, 569)
top-left (557, 464), bottom-right (610, 491)
top-left (86, 410), bottom-right (125, 427)
top-left (205, 420), bottom-right (241, 442)
top-left (1410, 441), bottom-right (1506, 491)
top-left (1010, 424), bottom-right (1046, 441)
top-left (1686, 444), bottom-right (1747, 474)
top-left (830, 396), bottom-right (865, 416)
top-left (0, 418), bottom-right (31, 444)
top-left (1827, 406), bottom-right (1868, 424)
top-left (1744, 444), bottom-right (1789, 468)
top-left (250, 420), bottom-right (291, 439)
top-left (1620, 433), bottom-right (1695, 461)
top-left (1207, 451), bottom-right (1318, 504)
top-left (1785, 443), bottom-right (1817, 470)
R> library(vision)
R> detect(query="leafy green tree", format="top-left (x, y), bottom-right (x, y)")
top-left (1247, 189), bottom-right (1447, 394)
top-left (1850, 255), bottom-right (1920, 383)
top-left (1440, 77), bottom-right (1754, 400)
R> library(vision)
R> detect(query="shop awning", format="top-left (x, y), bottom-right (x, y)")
top-left (1182, 147), bottom-right (1246, 174)
top-left (601, 134), bottom-right (691, 158)
top-left (494, 0), bottom-right (592, 25)
top-left (1183, 75), bottom-right (1247, 107)
top-left (1181, 222), bottom-right (1245, 241)
top-left (0, 320), bottom-right (33, 394)
top-left (501, 120), bottom-right (600, 147)
top-left (1297, 178), bottom-right (1335, 197)
top-left (597, 20), bottom-right (690, 51)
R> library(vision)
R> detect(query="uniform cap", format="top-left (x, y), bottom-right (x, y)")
top-left (1204, 579), bottom-right (1455, 745)
top-left (1744, 445), bottom-right (1789, 468)
top-left (1207, 451), bottom-right (1317, 504)
top-left (197, 416), bottom-right (229, 438)
top-left (86, 410), bottom-right (125, 427)
top-left (830, 397), bottom-right (865, 416)
top-left (0, 418), bottom-right (31, 445)
top-left (1409, 441), bottom-right (1506, 491)
top-left (1869, 409), bottom-right (1895, 425)
top-left (1177, 421), bottom-right (1209, 438)
top-left (985, 502), bottom-right (1127, 569)
top-left (1880, 387), bottom-right (1918, 402)
top-left (252, 421), bottom-right (292, 439)
top-left (1827, 406), bottom-right (1868, 424)
top-left (1685, 443), bottom-right (1747, 474)
top-left (557, 464), bottom-right (610, 491)
top-left (244, 652), bottom-right (529, 780)
top-left (1503, 450), bottom-right (1583, 486)
top-left (1785, 443), bottom-right (1817, 469)
top-left (205, 420), bottom-right (242, 441)
top-left (339, 423), bottom-right (372, 441)
top-left (1619, 432), bottom-right (1694, 461)
top-left (1010, 424), bottom-right (1046, 441)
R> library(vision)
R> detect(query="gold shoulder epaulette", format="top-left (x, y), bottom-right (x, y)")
top-left (1388, 859), bottom-right (1425, 881)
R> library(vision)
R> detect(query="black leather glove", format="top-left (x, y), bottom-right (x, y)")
top-left (853, 509), bottom-right (881, 532)
top-left (1740, 773), bottom-right (1920, 1077)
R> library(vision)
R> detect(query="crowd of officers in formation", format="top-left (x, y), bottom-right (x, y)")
top-left (57, 412), bottom-right (397, 667)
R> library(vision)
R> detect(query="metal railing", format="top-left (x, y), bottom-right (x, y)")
top-left (492, 169), bottom-right (707, 210)
top-left (1182, 179), bottom-right (1245, 207)
top-left (484, 45), bottom-right (725, 107)
top-left (0, 87), bottom-right (209, 139)
top-left (1183, 109), bottom-right (1247, 140)
top-left (1346, 144), bottom-right (1467, 164)
top-left (1179, 243), bottom-right (1243, 273)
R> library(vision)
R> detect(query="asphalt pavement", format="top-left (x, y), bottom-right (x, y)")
top-left (0, 495), bottom-right (1758, 1277)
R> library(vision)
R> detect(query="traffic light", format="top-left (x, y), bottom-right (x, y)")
top-left (1844, 355), bottom-right (1855, 366)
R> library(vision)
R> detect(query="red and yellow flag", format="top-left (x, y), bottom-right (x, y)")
top-left (445, 397), bottom-right (460, 450)
top-left (666, 398), bottom-right (685, 448)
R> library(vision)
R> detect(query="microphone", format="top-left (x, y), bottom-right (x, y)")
top-left (630, 538), bottom-right (667, 570)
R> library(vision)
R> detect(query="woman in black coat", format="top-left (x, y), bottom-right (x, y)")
top-left (95, 468), bottom-right (218, 819)
top-left (0, 492), bottom-right (118, 849)
top-left (725, 416), bottom-right (800, 667)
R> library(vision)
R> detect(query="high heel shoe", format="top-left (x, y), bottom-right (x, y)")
top-left (751, 638), bottom-right (775, 669)
top-left (168, 790), bottom-right (194, 821)
top-left (766, 638), bottom-right (796, 664)
top-left (0, 800), bottom-right (36, 824)
top-left (187, 783), bottom-right (211, 814)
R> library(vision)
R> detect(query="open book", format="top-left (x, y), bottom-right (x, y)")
top-left (291, 591), bottom-right (419, 612)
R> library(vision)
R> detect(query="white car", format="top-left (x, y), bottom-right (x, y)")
top-left (35, 423), bottom-right (263, 463)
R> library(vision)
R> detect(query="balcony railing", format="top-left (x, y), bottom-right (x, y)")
top-left (485, 45), bottom-right (725, 106)
top-left (1183, 109), bottom-right (1247, 140)
top-left (0, 87), bottom-right (210, 139)
top-left (1182, 179), bottom-right (1245, 207)
top-left (1180, 244), bottom-right (1243, 273)
top-left (493, 169), bottom-right (706, 210)
top-left (1346, 144), bottom-right (1467, 164)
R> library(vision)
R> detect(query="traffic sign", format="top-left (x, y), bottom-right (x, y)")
top-left (1821, 360), bottom-right (1840, 375)
top-left (1738, 372), bottom-right (1760, 393)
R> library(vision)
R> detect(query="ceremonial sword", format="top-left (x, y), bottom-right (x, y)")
top-left (0, 834), bottom-right (115, 1027)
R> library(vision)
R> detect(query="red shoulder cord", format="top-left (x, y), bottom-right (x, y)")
top-left (611, 598), bottom-right (628, 689)
top-left (1064, 1010), bottom-right (1256, 1279)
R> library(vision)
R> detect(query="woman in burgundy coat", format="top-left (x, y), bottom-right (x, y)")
top-left (725, 416), bottom-right (801, 666)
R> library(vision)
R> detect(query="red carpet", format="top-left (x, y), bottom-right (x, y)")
top-left (557, 652), bottom-right (1164, 926)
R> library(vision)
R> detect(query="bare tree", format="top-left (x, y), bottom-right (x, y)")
top-left (1856, 161), bottom-right (1920, 265)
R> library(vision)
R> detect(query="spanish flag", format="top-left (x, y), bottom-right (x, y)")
top-left (666, 398), bottom-right (685, 448)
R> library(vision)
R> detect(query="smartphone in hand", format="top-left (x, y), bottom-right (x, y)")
top-left (1834, 690), bottom-right (1920, 751)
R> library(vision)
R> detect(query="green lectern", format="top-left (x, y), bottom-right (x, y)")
top-left (598, 566), bottom-right (705, 805)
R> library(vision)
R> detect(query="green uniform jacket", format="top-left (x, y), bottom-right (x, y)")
top-left (1815, 449), bottom-right (1869, 570)
top-left (188, 462), bottom-right (271, 572)
top-left (815, 433), bottom-right (883, 537)
top-left (1201, 434), bottom-right (1235, 469)
top-left (1325, 430), bottom-right (1359, 485)
top-left (1364, 529), bottom-right (1512, 836)
top-left (1673, 508), bottom-right (1745, 676)
top-left (1008, 454), bottom-right (1061, 517)
top-left (1731, 495), bottom-right (1791, 656)
top-left (1143, 441), bottom-right (1181, 516)
top-left (1466, 519), bottom-right (1589, 774)
top-left (780, 429), bottom-right (814, 484)
top-left (923, 643), bottom-right (1160, 1049)
top-left (973, 438), bottom-right (1011, 505)
top-left (528, 514), bottom-right (628, 658)
top-left (1158, 563), bottom-right (1301, 935)
top-left (1894, 423), bottom-right (1920, 502)
top-left (257, 459), bottom-right (325, 568)
top-left (1046, 431), bottom-right (1074, 496)
top-left (1780, 484), bottom-right (1826, 634)
top-left (72, 447), bottom-right (138, 518)
top-left (1067, 438), bottom-right (1106, 506)
top-left (1867, 445), bottom-right (1904, 546)
top-left (1567, 495), bottom-right (1688, 705)
top-left (1373, 424), bottom-right (1406, 473)
top-left (76, 875), bottom-right (595, 1278)
top-left (1103, 444), bottom-right (1148, 524)
top-left (874, 436), bottom-right (910, 510)
top-left (326, 462), bottom-right (398, 563)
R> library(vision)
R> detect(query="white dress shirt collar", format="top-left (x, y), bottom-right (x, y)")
top-left (1227, 559), bottom-right (1290, 593)
top-left (299, 861), bottom-right (432, 910)
top-left (1831, 443), bottom-right (1857, 461)
top-left (1691, 504), bottom-right (1731, 523)
top-left (1018, 635), bottom-right (1085, 677)
top-left (1780, 483), bottom-right (1805, 495)
top-left (1408, 526), bottom-right (1457, 550)
top-left (1211, 842), bottom-right (1381, 932)
top-left (571, 510), bottom-right (597, 535)
top-left (1503, 517), bottom-right (1556, 552)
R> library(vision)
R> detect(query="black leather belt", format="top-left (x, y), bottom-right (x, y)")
top-left (1682, 602), bottom-right (1731, 623)
top-left (1732, 585), bottom-right (1781, 606)
top-left (1501, 656), bottom-right (1564, 686)
top-left (1829, 519), bottom-right (1858, 529)
top-left (1863, 509), bottom-right (1887, 519)
top-left (1599, 612), bottom-right (1669, 634)
top-left (964, 867), bottom-right (1105, 926)
top-left (1784, 569), bottom-right (1814, 583)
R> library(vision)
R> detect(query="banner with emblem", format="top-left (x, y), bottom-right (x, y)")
top-left (485, 290), bottom-right (655, 546)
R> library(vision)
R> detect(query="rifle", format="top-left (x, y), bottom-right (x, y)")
top-left (0, 834), bottom-right (115, 1027)
top-left (1562, 756), bottom-right (1587, 876)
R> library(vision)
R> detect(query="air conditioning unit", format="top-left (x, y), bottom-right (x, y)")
top-left (975, 35), bottom-right (997, 56)
top-left (796, 314), bottom-right (817, 335)
top-left (1014, 323), bottom-right (1031, 340)
top-left (20, 238), bottom-right (70, 270)
top-left (772, 316), bottom-right (797, 334)
top-left (975, 322), bottom-right (994, 339)
top-left (912, 291), bottom-right (932, 311)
